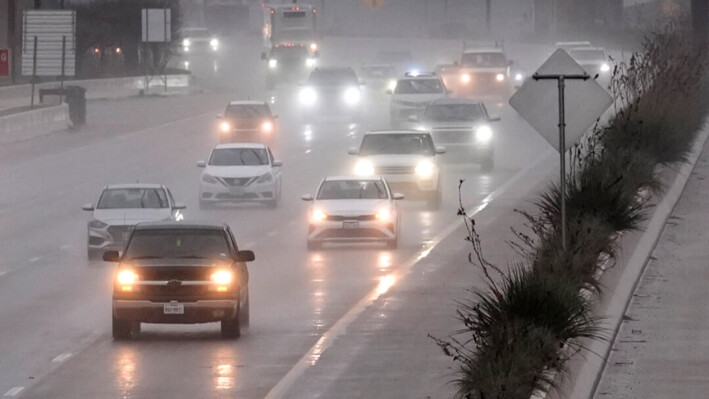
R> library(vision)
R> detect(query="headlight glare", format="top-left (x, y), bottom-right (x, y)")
top-left (415, 160), bottom-right (435, 178)
top-left (475, 125), bottom-right (493, 143)
top-left (299, 87), bottom-right (317, 106)
top-left (376, 208), bottom-right (392, 222)
top-left (311, 208), bottom-right (327, 222)
top-left (306, 58), bottom-right (317, 67)
top-left (210, 269), bottom-right (233, 285)
top-left (210, 38), bottom-right (219, 48)
top-left (387, 79), bottom-right (397, 92)
top-left (117, 269), bottom-right (139, 285)
top-left (182, 39), bottom-right (191, 47)
top-left (219, 121), bottom-right (231, 133)
top-left (600, 63), bottom-right (610, 72)
top-left (460, 73), bottom-right (471, 84)
top-left (261, 120), bottom-right (274, 133)
top-left (515, 73), bottom-right (523, 81)
top-left (354, 159), bottom-right (375, 176)
top-left (495, 73), bottom-right (505, 82)
top-left (343, 87), bottom-right (361, 105)
top-left (268, 59), bottom-right (278, 69)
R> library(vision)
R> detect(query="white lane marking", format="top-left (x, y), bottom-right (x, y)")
top-left (267, 231), bottom-right (278, 237)
top-left (28, 257), bottom-right (41, 263)
top-left (52, 352), bottom-right (72, 363)
top-left (264, 150), bottom-right (554, 399)
top-left (3, 387), bottom-right (24, 397)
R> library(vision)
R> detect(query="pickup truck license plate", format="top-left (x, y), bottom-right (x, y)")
top-left (163, 303), bottom-right (184, 315)
top-left (343, 221), bottom-right (359, 229)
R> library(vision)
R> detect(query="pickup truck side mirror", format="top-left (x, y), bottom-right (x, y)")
top-left (347, 147), bottom-right (359, 155)
top-left (435, 146), bottom-right (446, 154)
top-left (197, 161), bottom-right (206, 168)
top-left (392, 193), bottom-right (405, 200)
top-left (236, 250), bottom-right (255, 262)
top-left (82, 203), bottom-right (94, 211)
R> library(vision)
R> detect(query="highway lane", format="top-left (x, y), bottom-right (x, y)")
top-left (0, 35), bottom-right (550, 398)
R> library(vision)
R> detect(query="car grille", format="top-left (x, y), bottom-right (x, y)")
top-left (217, 177), bottom-right (257, 187)
top-left (107, 225), bottom-right (134, 242)
top-left (326, 214), bottom-right (377, 221)
top-left (376, 165), bottom-right (415, 175)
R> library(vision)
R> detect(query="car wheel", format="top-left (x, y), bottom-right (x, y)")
top-left (480, 155), bottom-right (494, 173)
top-left (221, 311), bottom-right (241, 339)
top-left (307, 240), bottom-right (321, 251)
top-left (112, 315), bottom-right (133, 340)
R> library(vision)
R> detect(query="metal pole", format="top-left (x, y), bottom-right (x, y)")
top-left (558, 76), bottom-right (567, 251)
top-left (31, 36), bottom-right (37, 107)
top-left (485, 0), bottom-right (491, 35)
top-left (59, 35), bottom-right (66, 104)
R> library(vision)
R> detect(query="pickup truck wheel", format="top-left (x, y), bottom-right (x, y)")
top-left (221, 311), bottom-right (241, 339)
top-left (112, 315), bottom-right (133, 340)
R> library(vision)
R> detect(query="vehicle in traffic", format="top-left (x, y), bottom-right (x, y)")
top-left (298, 66), bottom-right (365, 120)
top-left (437, 44), bottom-right (514, 99)
top-left (360, 50), bottom-right (416, 89)
top-left (410, 98), bottom-right (500, 171)
top-left (387, 72), bottom-right (448, 125)
top-left (82, 184), bottom-right (185, 260)
top-left (179, 27), bottom-right (220, 55)
top-left (262, 45), bottom-right (318, 89)
top-left (217, 101), bottom-right (278, 144)
top-left (568, 46), bottom-right (611, 78)
top-left (104, 221), bottom-right (254, 340)
top-left (302, 176), bottom-right (404, 250)
top-left (262, 3), bottom-right (319, 56)
top-left (349, 130), bottom-right (445, 208)
top-left (197, 143), bottom-right (283, 209)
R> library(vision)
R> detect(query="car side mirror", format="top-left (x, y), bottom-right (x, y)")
top-left (347, 147), bottom-right (359, 155)
top-left (82, 203), bottom-right (94, 211)
top-left (385, 89), bottom-right (393, 95)
top-left (236, 250), bottom-right (255, 262)
top-left (301, 194), bottom-right (314, 201)
top-left (197, 161), bottom-right (206, 168)
top-left (393, 193), bottom-right (405, 200)
top-left (103, 251), bottom-right (120, 262)
top-left (435, 146), bottom-right (446, 154)
top-left (272, 160), bottom-right (283, 167)
top-left (488, 114), bottom-right (501, 122)
top-left (407, 114), bottom-right (419, 122)
top-left (173, 202), bottom-right (186, 210)
top-left (261, 52), bottom-right (267, 60)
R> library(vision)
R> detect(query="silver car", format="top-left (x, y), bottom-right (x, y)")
top-left (82, 184), bottom-right (185, 259)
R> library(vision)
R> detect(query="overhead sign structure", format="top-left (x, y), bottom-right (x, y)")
top-left (0, 49), bottom-right (9, 77)
top-left (362, 0), bottom-right (386, 10)
top-left (509, 49), bottom-right (613, 153)
top-left (21, 10), bottom-right (76, 77)
top-left (142, 9), bottom-right (172, 42)
top-left (510, 49), bottom-right (613, 250)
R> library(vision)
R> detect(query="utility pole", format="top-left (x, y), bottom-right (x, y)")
top-left (485, 0), bottom-right (491, 35)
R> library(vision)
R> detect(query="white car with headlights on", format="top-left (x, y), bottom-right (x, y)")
top-left (216, 101), bottom-right (277, 145)
top-left (302, 176), bottom-right (404, 250)
top-left (387, 72), bottom-right (448, 125)
top-left (298, 66), bottom-right (364, 120)
top-left (198, 143), bottom-right (283, 209)
top-left (410, 98), bottom-right (500, 171)
top-left (349, 130), bottom-right (444, 208)
top-left (179, 27), bottom-right (219, 55)
top-left (82, 184), bottom-right (186, 260)
top-left (568, 47), bottom-right (611, 80)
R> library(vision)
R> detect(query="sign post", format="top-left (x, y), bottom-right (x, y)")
top-left (141, 8), bottom-right (172, 94)
top-left (510, 49), bottom-right (613, 252)
top-left (0, 49), bottom-right (9, 77)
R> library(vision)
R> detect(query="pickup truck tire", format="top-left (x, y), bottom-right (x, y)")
top-left (112, 315), bottom-right (133, 340)
top-left (221, 310), bottom-right (241, 339)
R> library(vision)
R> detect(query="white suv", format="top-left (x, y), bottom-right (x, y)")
top-left (348, 130), bottom-right (445, 208)
top-left (387, 73), bottom-right (448, 126)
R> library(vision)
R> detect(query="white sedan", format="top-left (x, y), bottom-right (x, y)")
top-left (198, 143), bottom-right (283, 208)
top-left (302, 176), bottom-right (404, 250)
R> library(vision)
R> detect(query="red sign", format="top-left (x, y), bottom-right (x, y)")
top-left (0, 49), bottom-right (9, 77)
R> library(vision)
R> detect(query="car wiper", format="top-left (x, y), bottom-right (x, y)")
top-left (129, 255), bottom-right (163, 259)
top-left (175, 255), bottom-right (209, 259)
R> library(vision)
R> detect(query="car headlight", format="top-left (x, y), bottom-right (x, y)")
top-left (210, 38), bottom-right (219, 48)
top-left (415, 160), bottom-right (436, 178)
top-left (387, 79), bottom-right (397, 92)
top-left (496, 73), bottom-right (505, 82)
top-left (219, 121), bottom-right (231, 133)
top-left (354, 159), bottom-right (375, 176)
top-left (515, 73), bottom-right (523, 82)
top-left (475, 125), bottom-right (493, 144)
top-left (600, 63), bottom-right (610, 72)
top-left (261, 120), bottom-right (274, 133)
top-left (461, 73), bottom-right (471, 84)
top-left (310, 42), bottom-right (318, 51)
top-left (375, 207), bottom-right (392, 222)
top-left (306, 58), bottom-right (317, 67)
top-left (299, 87), bottom-right (317, 106)
top-left (256, 172), bottom-right (273, 183)
top-left (343, 87), bottom-right (361, 105)
top-left (268, 59), bottom-right (277, 69)
top-left (311, 208), bottom-right (327, 223)
top-left (182, 38), bottom-right (191, 47)
top-left (88, 220), bottom-right (108, 229)
top-left (202, 173), bottom-right (218, 184)
top-left (116, 269), bottom-right (139, 291)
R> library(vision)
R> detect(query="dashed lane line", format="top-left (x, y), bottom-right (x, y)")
top-left (3, 387), bottom-right (24, 397)
top-left (51, 353), bottom-right (72, 363)
top-left (28, 257), bottom-right (41, 263)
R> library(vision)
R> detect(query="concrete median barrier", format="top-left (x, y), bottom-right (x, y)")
top-left (0, 104), bottom-right (69, 145)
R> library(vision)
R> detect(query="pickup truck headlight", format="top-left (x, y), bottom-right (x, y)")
top-left (261, 120), bottom-right (274, 133)
top-left (182, 39), bottom-right (191, 47)
top-left (88, 220), bottom-right (108, 229)
top-left (375, 207), bottom-right (392, 222)
top-left (268, 59), bottom-right (278, 69)
top-left (343, 87), bottom-right (361, 105)
top-left (219, 121), bottom-right (231, 133)
top-left (354, 159), bottom-right (375, 176)
top-left (495, 73), bottom-right (505, 82)
top-left (116, 268), bottom-right (140, 292)
top-left (299, 87), bottom-right (317, 106)
top-left (311, 208), bottom-right (327, 223)
top-left (415, 160), bottom-right (436, 178)
top-left (460, 73), bottom-right (471, 84)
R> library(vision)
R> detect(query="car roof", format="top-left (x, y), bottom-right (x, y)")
top-left (323, 175), bottom-right (385, 181)
top-left (105, 183), bottom-right (164, 190)
top-left (213, 143), bottom-right (267, 150)
top-left (363, 129), bottom-right (431, 135)
top-left (134, 221), bottom-right (226, 231)
top-left (228, 100), bottom-right (268, 106)
top-left (429, 97), bottom-right (483, 106)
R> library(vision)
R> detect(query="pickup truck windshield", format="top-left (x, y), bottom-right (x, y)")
top-left (124, 229), bottom-right (231, 260)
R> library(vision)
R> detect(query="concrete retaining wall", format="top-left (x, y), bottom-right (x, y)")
top-left (0, 104), bottom-right (69, 145)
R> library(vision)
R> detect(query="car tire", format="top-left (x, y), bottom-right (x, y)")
top-left (307, 240), bottom-right (321, 251)
top-left (221, 311), bottom-right (241, 339)
top-left (112, 315), bottom-right (133, 340)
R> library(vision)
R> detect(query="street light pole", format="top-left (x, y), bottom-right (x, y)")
top-left (533, 72), bottom-right (590, 252)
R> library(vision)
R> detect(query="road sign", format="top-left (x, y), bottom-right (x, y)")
top-left (21, 11), bottom-right (76, 77)
top-left (142, 9), bottom-right (172, 42)
top-left (362, 0), bottom-right (385, 10)
top-left (0, 49), bottom-right (9, 76)
top-left (509, 49), bottom-right (612, 153)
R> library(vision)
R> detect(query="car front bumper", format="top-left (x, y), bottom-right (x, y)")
top-left (308, 220), bottom-right (396, 242)
top-left (200, 180), bottom-right (276, 203)
top-left (113, 299), bottom-right (238, 323)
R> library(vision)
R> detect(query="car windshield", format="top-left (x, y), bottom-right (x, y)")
top-left (97, 188), bottom-right (169, 209)
top-left (360, 133), bottom-right (435, 156)
top-left (123, 229), bottom-right (231, 260)
top-left (460, 52), bottom-right (507, 67)
top-left (569, 49), bottom-right (606, 62)
top-left (308, 70), bottom-right (358, 86)
top-left (317, 180), bottom-right (389, 200)
top-left (209, 148), bottom-right (269, 166)
top-left (225, 104), bottom-right (270, 119)
top-left (424, 104), bottom-right (485, 122)
top-left (183, 29), bottom-right (211, 38)
top-left (394, 79), bottom-right (444, 94)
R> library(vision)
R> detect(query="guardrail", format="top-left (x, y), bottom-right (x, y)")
top-left (0, 104), bottom-right (69, 145)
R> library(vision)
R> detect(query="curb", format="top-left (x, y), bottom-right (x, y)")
top-left (567, 122), bottom-right (709, 399)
